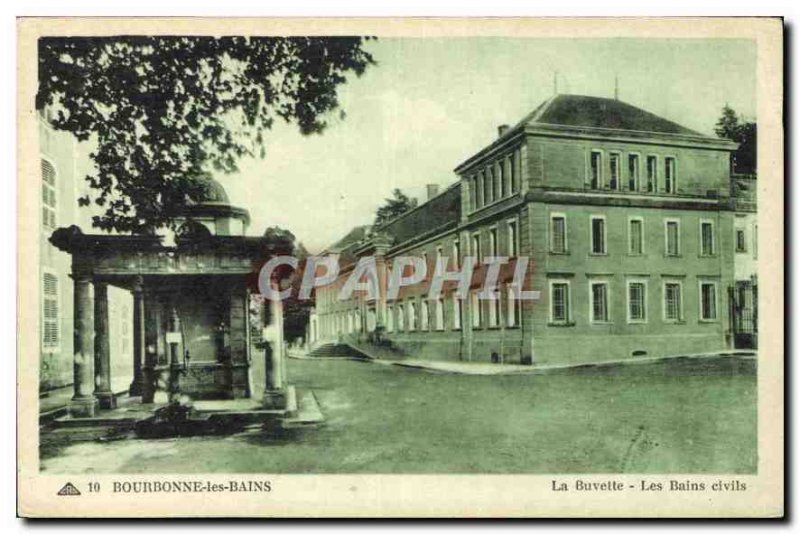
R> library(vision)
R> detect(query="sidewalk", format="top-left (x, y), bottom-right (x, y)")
top-left (39, 377), bottom-right (131, 421)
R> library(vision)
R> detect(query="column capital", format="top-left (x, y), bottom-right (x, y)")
top-left (131, 275), bottom-right (144, 293)
top-left (70, 270), bottom-right (93, 283)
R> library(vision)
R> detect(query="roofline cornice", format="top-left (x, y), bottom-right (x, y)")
top-left (523, 123), bottom-right (738, 150)
top-left (453, 127), bottom-right (526, 175)
top-left (454, 120), bottom-right (737, 176)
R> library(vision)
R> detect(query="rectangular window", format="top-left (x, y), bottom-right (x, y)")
top-left (435, 245), bottom-right (443, 271)
top-left (41, 159), bottom-right (57, 229)
top-left (453, 239), bottom-right (461, 269)
top-left (452, 294), bottom-right (462, 330)
top-left (489, 228), bottom-right (498, 257)
top-left (550, 282), bottom-right (570, 323)
top-left (590, 282), bottom-right (609, 323)
top-left (420, 300), bottom-right (430, 331)
top-left (700, 282), bottom-right (718, 320)
top-left (609, 153), bottom-right (620, 190)
top-left (476, 174), bottom-right (484, 208)
top-left (470, 175), bottom-right (478, 211)
top-left (736, 229), bottom-right (747, 252)
top-left (510, 150), bottom-right (519, 193)
top-left (498, 161), bottom-right (506, 198)
top-left (646, 155), bottom-right (657, 192)
top-left (434, 298), bottom-right (445, 331)
top-left (550, 214), bottom-right (567, 253)
top-left (507, 219), bottom-right (518, 257)
top-left (408, 301), bottom-right (417, 331)
top-left (591, 216), bottom-right (606, 254)
top-left (629, 218), bottom-right (643, 255)
top-left (504, 156), bottom-right (512, 196)
top-left (386, 306), bottom-right (394, 333)
top-left (42, 272), bottom-right (59, 349)
top-left (628, 281), bottom-right (647, 322)
top-left (664, 282), bottom-right (682, 321)
top-left (484, 167), bottom-right (493, 204)
top-left (700, 221), bottom-right (715, 256)
top-left (665, 220), bottom-right (680, 256)
top-left (488, 290), bottom-right (500, 328)
top-left (665, 157), bottom-right (677, 193)
top-left (628, 154), bottom-right (640, 191)
top-left (471, 291), bottom-right (482, 328)
top-left (590, 151), bottom-right (603, 189)
top-left (472, 233), bottom-right (481, 264)
top-left (507, 285), bottom-right (521, 327)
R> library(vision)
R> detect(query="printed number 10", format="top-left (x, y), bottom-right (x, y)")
top-left (88, 482), bottom-right (100, 493)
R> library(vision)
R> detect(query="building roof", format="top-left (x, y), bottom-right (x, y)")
top-left (375, 183), bottom-right (461, 249)
top-left (327, 224), bottom-right (372, 253)
top-left (324, 183), bottom-right (461, 266)
top-left (190, 175), bottom-right (231, 205)
top-left (525, 94), bottom-right (706, 137)
top-left (455, 94), bottom-right (731, 174)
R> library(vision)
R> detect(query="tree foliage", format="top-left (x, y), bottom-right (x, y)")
top-left (373, 188), bottom-right (418, 228)
top-left (714, 104), bottom-right (757, 175)
top-left (37, 36), bottom-right (375, 233)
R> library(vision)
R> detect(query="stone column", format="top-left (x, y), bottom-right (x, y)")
top-left (93, 281), bottom-right (116, 409)
top-left (262, 293), bottom-right (286, 409)
top-left (128, 277), bottom-right (145, 396)
top-left (68, 273), bottom-right (98, 418)
top-left (141, 289), bottom-right (159, 404)
top-left (166, 301), bottom-right (182, 403)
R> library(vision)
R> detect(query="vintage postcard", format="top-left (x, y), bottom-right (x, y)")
top-left (17, 17), bottom-right (783, 518)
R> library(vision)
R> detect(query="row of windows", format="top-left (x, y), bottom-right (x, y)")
top-left (588, 150), bottom-right (678, 194)
top-left (550, 214), bottom-right (717, 257)
top-left (470, 218), bottom-right (519, 262)
top-left (415, 217), bottom-right (519, 274)
top-left (549, 279), bottom-right (719, 325)
top-left (467, 148), bottom-right (522, 212)
top-left (384, 285), bottom-right (523, 334)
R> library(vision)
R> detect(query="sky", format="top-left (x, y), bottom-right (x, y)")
top-left (76, 37), bottom-right (757, 252)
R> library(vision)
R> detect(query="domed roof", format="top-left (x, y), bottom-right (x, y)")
top-left (191, 176), bottom-right (230, 205)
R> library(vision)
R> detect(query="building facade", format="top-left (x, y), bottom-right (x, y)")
top-left (731, 173), bottom-right (758, 348)
top-left (313, 95), bottom-right (743, 365)
top-left (39, 114), bottom-right (133, 391)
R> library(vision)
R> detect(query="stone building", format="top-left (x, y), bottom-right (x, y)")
top-left (313, 94), bottom-right (744, 365)
top-left (38, 114), bottom-right (132, 391)
top-left (731, 172), bottom-right (758, 348)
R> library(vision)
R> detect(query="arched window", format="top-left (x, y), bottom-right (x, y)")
top-left (41, 159), bottom-right (57, 229)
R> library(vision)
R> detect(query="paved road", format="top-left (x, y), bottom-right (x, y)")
top-left (41, 355), bottom-right (756, 474)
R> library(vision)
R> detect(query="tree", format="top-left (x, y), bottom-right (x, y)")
top-left (373, 188), bottom-right (418, 228)
top-left (37, 36), bottom-right (375, 234)
top-left (714, 104), bottom-right (757, 175)
top-left (714, 104), bottom-right (740, 140)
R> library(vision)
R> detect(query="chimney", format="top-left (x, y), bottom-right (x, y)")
top-left (426, 184), bottom-right (440, 200)
top-left (497, 124), bottom-right (510, 137)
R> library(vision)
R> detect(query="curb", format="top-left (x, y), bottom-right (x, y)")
top-left (294, 349), bottom-right (756, 376)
